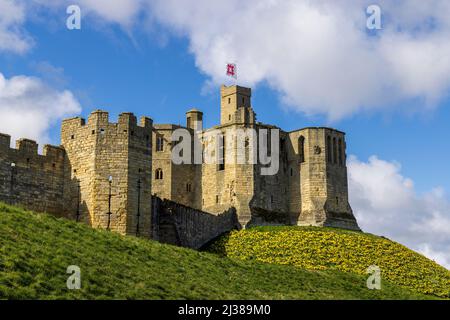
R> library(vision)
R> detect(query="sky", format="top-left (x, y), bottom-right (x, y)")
top-left (0, 0), bottom-right (449, 268)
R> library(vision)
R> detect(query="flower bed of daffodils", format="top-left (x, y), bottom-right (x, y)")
top-left (208, 226), bottom-right (450, 298)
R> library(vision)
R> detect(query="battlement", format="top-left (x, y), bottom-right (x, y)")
top-left (0, 133), bottom-right (11, 149)
top-left (220, 85), bottom-right (251, 98)
top-left (289, 127), bottom-right (346, 135)
top-left (62, 110), bottom-right (152, 130)
top-left (0, 134), bottom-right (65, 160)
top-left (61, 110), bottom-right (153, 148)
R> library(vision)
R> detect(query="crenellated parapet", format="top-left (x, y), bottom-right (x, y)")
top-left (61, 110), bottom-right (153, 237)
top-left (0, 134), bottom-right (67, 215)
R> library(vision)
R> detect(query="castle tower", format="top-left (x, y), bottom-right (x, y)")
top-left (288, 128), bottom-right (359, 230)
top-left (186, 108), bottom-right (203, 132)
top-left (61, 110), bottom-right (153, 237)
top-left (220, 85), bottom-right (256, 125)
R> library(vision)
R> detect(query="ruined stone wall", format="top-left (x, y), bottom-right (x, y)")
top-left (0, 134), bottom-right (67, 215)
top-left (152, 196), bottom-right (240, 249)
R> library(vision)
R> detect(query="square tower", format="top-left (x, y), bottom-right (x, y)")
top-left (220, 85), bottom-right (255, 125)
top-left (61, 110), bottom-right (153, 238)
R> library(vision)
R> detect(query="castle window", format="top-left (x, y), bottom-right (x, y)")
top-left (229, 114), bottom-right (231, 121)
top-left (298, 136), bottom-right (305, 163)
top-left (333, 137), bottom-right (337, 164)
top-left (228, 97), bottom-right (231, 104)
top-left (338, 138), bottom-right (343, 166)
top-left (156, 135), bottom-right (164, 152)
top-left (92, 130), bottom-right (95, 135)
top-left (218, 135), bottom-right (225, 171)
top-left (327, 136), bottom-right (332, 163)
top-left (290, 168), bottom-right (293, 176)
top-left (71, 135), bottom-right (75, 140)
top-left (155, 168), bottom-right (163, 180)
top-left (216, 195), bottom-right (219, 203)
top-left (242, 97), bottom-right (245, 104)
top-left (271, 196), bottom-right (274, 204)
top-left (186, 183), bottom-right (192, 192)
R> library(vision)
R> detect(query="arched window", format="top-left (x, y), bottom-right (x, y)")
top-left (333, 137), bottom-right (337, 164)
top-left (338, 138), bottom-right (343, 166)
top-left (156, 135), bottom-right (164, 152)
top-left (155, 168), bottom-right (163, 180)
top-left (298, 136), bottom-right (305, 163)
top-left (327, 136), bottom-right (332, 163)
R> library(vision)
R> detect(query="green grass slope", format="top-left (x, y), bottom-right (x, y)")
top-left (0, 203), bottom-right (435, 300)
top-left (208, 226), bottom-right (450, 298)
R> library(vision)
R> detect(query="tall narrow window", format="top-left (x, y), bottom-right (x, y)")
top-left (156, 135), bottom-right (164, 152)
top-left (333, 137), bottom-right (337, 164)
top-left (327, 136), bottom-right (332, 163)
top-left (218, 135), bottom-right (225, 171)
top-left (338, 138), bottom-right (343, 166)
top-left (155, 168), bottom-right (163, 180)
top-left (298, 136), bottom-right (305, 163)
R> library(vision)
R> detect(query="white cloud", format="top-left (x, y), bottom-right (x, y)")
top-left (3, 1), bottom-right (450, 119)
top-left (141, 0), bottom-right (450, 120)
top-left (0, 0), bottom-right (32, 53)
top-left (0, 72), bottom-right (81, 146)
top-left (348, 155), bottom-right (450, 269)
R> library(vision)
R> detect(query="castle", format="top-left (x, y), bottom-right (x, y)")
top-left (0, 85), bottom-right (360, 245)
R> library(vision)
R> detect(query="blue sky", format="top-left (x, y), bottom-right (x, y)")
top-left (2, 12), bottom-right (449, 194)
top-left (0, 0), bottom-right (449, 267)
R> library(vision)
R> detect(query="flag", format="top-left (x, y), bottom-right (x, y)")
top-left (226, 63), bottom-right (237, 79)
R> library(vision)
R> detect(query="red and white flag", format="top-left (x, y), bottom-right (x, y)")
top-left (226, 63), bottom-right (237, 79)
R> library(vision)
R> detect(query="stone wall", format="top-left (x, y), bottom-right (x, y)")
top-left (152, 196), bottom-right (240, 249)
top-left (61, 111), bottom-right (153, 238)
top-left (0, 134), bottom-right (67, 216)
top-left (289, 127), bottom-right (359, 231)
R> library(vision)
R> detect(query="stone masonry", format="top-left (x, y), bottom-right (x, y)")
top-left (0, 84), bottom-right (360, 246)
top-left (152, 85), bottom-right (360, 231)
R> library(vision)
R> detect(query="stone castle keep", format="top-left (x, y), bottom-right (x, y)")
top-left (0, 85), bottom-right (359, 247)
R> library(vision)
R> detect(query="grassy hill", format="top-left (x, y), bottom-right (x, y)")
top-left (0, 202), bottom-right (440, 300)
top-left (208, 226), bottom-right (450, 298)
